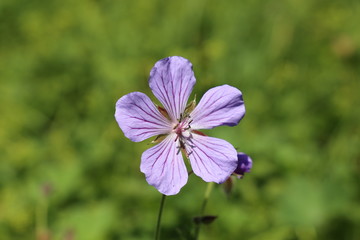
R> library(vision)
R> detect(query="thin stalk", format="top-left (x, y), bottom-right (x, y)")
top-left (36, 195), bottom-right (48, 240)
top-left (155, 194), bottom-right (167, 240)
top-left (194, 182), bottom-right (214, 240)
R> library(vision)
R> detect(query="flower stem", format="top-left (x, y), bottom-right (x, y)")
top-left (155, 194), bottom-right (167, 240)
top-left (194, 182), bottom-right (214, 240)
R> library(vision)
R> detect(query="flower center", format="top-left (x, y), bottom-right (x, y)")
top-left (173, 114), bottom-right (193, 141)
top-left (172, 114), bottom-right (194, 157)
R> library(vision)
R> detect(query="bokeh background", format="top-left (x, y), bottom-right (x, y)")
top-left (1, 0), bottom-right (359, 239)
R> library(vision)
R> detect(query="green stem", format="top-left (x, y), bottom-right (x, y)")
top-left (36, 197), bottom-right (48, 239)
top-left (194, 182), bottom-right (214, 240)
top-left (155, 194), bottom-right (167, 240)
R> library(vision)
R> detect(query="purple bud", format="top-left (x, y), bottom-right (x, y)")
top-left (234, 153), bottom-right (252, 178)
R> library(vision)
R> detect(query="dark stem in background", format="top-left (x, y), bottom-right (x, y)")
top-left (194, 182), bottom-right (214, 240)
top-left (155, 194), bottom-right (167, 240)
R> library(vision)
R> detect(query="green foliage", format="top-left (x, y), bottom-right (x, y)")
top-left (1, 0), bottom-right (359, 239)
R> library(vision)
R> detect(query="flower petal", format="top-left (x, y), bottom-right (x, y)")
top-left (141, 134), bottom-right (188, 195)
top-left (185, 134), bottom-right (238, 183)
top-left (115, 92), bottom-right (172, 142)
top-left (190, 85), bottom-right (245, 129)
top-left (149, 56), bottom-right (196, 122)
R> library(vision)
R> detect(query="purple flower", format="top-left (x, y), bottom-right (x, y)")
top-left (115, 56), bottom-right (245, 195)
top-left (234, 153), bottom-right (252, 178)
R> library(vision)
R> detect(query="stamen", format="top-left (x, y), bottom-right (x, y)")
top-left (186, 150), bottom-right (193, 157)
top-left (181, 147), bottom-right (189, 158)
top-left (176, 147), bottom-right (181, 155)
top-left (176, 139), bottom-right (186, 155)
top-left (173, 112), bottom-right (194, 154)
top-left (179, 140), bottom-right (186, 149)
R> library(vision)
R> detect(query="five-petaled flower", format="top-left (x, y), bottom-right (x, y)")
top-left (115, 56), bottom-right (246, 195)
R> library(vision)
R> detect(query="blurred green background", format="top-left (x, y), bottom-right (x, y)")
top-left (1, 0), bottom-right (359, 239)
